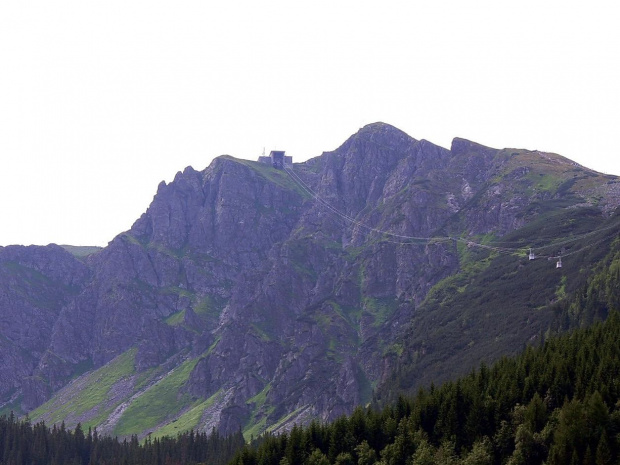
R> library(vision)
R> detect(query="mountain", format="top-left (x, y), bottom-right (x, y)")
top-left (1, 122), bottom-right (619, 439)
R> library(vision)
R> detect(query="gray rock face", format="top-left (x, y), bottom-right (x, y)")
top-left (2, 122), bottom-right (618, 435)
top-left (0, 244), bottom-right (91, 408)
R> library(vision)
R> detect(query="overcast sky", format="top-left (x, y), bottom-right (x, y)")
top-left (1, 1), bottom-right (619, 247)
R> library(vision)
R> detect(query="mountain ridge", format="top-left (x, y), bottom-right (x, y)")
top-left (1, 122), bottom-right (619, 439)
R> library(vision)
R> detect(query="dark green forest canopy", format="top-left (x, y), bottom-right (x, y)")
top-left (0, 418), bottom-right (244, 465)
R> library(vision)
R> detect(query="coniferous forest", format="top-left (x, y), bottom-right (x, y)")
top-left (0, 417), bottom-right (244, 465)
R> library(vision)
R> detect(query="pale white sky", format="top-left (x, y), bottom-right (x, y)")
top-left (1, 1), bottom-right (619, 246)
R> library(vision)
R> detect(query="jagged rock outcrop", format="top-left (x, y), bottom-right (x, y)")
top-left (2, 122), bottom-right (619, 437)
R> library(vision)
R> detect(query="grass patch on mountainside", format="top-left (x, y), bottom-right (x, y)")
top-left (328, 300), bottom-right (363, 332)
top-left (194, 294), bottom-right (227, 319)
top-left (265, 406), bottom-right (308, 434)
top-left (243, 383), bottom-right (274, 441)
top-left (151, 393), bottom-right (219, 439)
top-left (362, 296), bottom-right (398, 328)
top-left (244, 416), bottom-right (269, 442)
top-left (30, 349), bottom-right (137, 427)
top-left (307, 300), bottom-right (362, 359)
top-left (60, 245), bottom-right (103, 257)
top-left (165, 309), bottom-right (186, 326)
top-left (112, 357), bottom-right (199, 437)
top-left (499, 148), bottom-right (612, 196)
top-left (450, 240), bottom-right (498, 294)
top-left (250, 324), bottom-right (273, 342)
top-left (161, 286), bottom-right (194, 299)
top-left (228, 157), bottom-right (310, 199)
top-left (164, 294), bottom-right (228, 331)
top-left (0, 395), bottom-right (23, 417)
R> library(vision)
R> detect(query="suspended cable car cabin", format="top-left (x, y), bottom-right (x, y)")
top-left (556, 256), bottom-right (562, 268)
top-left (529, 248), bottom-right (535, 260)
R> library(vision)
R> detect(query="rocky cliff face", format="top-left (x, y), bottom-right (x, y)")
top-left (2, 122), bottom-right (619, 438)
top-left (0, 245), bottom-right (91, 408)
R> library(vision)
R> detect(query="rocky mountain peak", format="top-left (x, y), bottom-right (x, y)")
top-left (355, 121), bottom-right (417, 141)
top-left (334, 122), bottom-right (418, 156)
top-left (450, 137), bottom-right (497, 157)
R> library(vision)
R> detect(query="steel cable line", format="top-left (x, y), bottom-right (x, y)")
top-left (544, 231), bottom-right (619, 259)
top-left (285, 166), bottom-right (451, 243)
top-left (284, 166), bottom-right (619, 260)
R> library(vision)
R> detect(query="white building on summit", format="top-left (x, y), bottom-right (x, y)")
top-left (258, 150), bottom-right (292, 169)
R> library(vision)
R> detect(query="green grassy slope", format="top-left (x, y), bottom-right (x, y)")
top-left (30, 349), bottom-right (137, 429)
